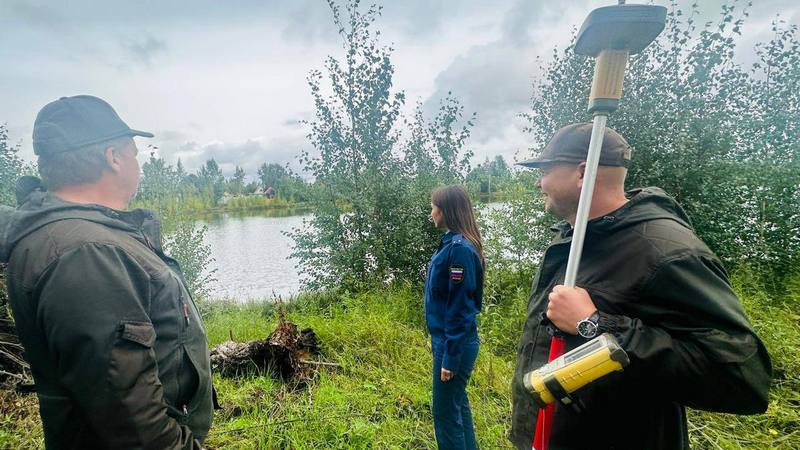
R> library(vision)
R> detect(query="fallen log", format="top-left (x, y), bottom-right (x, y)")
top-left (210, 314), bottom-right (320, 381)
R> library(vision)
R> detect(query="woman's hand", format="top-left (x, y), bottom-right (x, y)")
top-left (441, 368), bottom-right (454, 382)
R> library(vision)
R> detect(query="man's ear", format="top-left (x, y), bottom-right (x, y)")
top-left (105, 146), bottom-right (122, 174)
top-left (574, 161), bottom-right (587, 190)
top-left (577, 161), bottom-right (587, 180)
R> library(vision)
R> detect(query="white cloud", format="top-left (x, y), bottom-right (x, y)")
top-left (1, 0), bottom-right (796, 175)
top-left (146, 131), bottom-right (309, 179)
top-left (421, 0), bottom-right (585, 163)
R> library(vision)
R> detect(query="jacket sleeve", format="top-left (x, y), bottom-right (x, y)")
top-left (36, 243), bottom-right (203, 449)
top-left (442, 243), bottom-right (479, 371)
top-left (599, 253), bottom-right (772, 414)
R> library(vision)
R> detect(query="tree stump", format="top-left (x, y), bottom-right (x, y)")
top-left (210, 317), bottom-right (320, 381)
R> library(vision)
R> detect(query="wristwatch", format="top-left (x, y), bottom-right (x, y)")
top-left (576, 310), bottom-right (600, 339)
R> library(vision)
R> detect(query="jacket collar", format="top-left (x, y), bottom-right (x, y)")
top-left (441, 230), bottom-right (456, 244)
top-left (1, 177), bottom-right (164, 261)
top-left (551, 187), bottom-right (694, 242)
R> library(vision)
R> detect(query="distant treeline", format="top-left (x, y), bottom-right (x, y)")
top-left (136, 156), bottom-right (310, 209)
top-left (136, 151), bottom-right (519, 214)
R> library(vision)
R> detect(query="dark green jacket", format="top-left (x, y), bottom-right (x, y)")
top-left (0, 178), bottom-right (213, 450)
top-left (510, 188), bottom-right (771, 450)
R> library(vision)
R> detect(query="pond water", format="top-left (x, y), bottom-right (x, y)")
top-left (198, 209), bottom-right (310, 301)
top-left (198, 203), bottom-right (507, 301)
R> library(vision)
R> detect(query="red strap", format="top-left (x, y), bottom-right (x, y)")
top-left (532, 337), bottom-right (566, 450)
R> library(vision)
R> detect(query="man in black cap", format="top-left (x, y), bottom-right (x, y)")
top-left (509, 123), bottom-right (771, 449)
top-left (0, 95), bottom-right (214, 449)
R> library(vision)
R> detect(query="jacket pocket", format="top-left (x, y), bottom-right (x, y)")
top-left (176, 348), bottom-right (200, 412)
top-left (182, 343), bottom-right (210, 414)
top-left (165, 347), bottom-right (201, 426)
top-left (109, 321), bottom-right (157, 391)
top-left (181, 342), bottom-right (214, 439)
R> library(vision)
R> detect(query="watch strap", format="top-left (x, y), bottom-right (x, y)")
top-left (596, 310), bottom-right (626, 335)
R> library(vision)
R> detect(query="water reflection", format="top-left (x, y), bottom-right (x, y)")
top-left (198, 210), bottom-right (310, 301)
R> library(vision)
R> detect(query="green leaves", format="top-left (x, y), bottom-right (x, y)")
top-left (290, 1), bottom-right (475, 291)
top-left (0, 125), bottom-right (32, 207)
top-left (466, 156), bottom-right (513, 196)
top-left (138, 151), bottom-right (184, 203)
top-left (163, 221), bottom-right (217, 304)
top-left (478, 172), bottom-right (551, 282)
top-left (523, 0), bottom-right (800, 277)
top-left (257, 163), bottom-right (308, 202)
top-left (196, 159), bottom-right (226, 204)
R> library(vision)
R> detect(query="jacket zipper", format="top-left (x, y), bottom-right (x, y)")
top-left (166, 403), bottom-right (189, 420)
top-left (182, 302), bottom-right (190, 326)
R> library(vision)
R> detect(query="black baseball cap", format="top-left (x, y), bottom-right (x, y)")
top-left (33, 95), bottom-right (154, 156)
top-left (517, 123), bottom-right (632, 168)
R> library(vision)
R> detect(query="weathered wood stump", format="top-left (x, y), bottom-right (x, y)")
top-left (210, 317), bottom-right (320, 381)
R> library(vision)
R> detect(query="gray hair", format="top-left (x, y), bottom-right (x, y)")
top-left (38, 137), bottom-right (132, 191)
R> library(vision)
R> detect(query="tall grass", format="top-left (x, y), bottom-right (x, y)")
top-left (224, 196), bottom-right (297, 212)
top-left (203, 286), bottom-right (515, 449)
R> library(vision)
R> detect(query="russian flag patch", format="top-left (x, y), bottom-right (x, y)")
top-left (449, 265), bottom-right (465, 283)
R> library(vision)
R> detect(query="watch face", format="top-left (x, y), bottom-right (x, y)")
top-left (577, 320), bottom-right (598, 338)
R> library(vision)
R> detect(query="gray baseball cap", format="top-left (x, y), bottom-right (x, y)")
top-left (518, 122), bottom-right (632, 168)
top-left (33, 95), bottom-right (154, 156)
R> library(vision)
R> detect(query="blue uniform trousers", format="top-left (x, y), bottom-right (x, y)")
top-left (432, 337), bottom-right (480, 450)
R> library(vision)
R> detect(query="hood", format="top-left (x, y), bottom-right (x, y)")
top-left (554, 187), bottom-right (694, 237)
top-left (609, 187), bottom-right (693, 230)
top-left (0, 177), bottom-right (145, 263)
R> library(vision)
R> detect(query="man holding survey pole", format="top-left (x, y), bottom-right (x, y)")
top-left (509, 3), bottom-right (772, 449)
top-left (508, 122), bottom-right (773, 449)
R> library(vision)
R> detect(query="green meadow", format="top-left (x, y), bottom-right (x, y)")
top-left (2, 269), bottom-right (797, 449)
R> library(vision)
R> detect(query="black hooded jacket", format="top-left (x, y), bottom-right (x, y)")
top-left (510, 187), bottom-right (772, 450)
top-left (1, 178), bottom-right (213, 450)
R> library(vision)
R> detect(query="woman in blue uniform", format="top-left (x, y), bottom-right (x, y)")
top-left (426, 184), bottom-right (485, 450)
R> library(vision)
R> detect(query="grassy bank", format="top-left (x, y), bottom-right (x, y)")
top-left (202, 285), bottom-right (519, 449)
top-left (1, 271), bottom-right (798, 449)
top-left (131, 195), bottom-right (308, 218)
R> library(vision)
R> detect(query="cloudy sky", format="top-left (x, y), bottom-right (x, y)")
top-left (1, 0), bottom-right (796, 178)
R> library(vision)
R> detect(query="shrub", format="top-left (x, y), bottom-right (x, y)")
top-left (522, 1), bottom-right (800, 278)
top-left (290, 1), bottom-right (474, 290)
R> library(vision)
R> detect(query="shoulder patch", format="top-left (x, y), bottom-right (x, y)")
top-left (449, 264), bottom-right (464, 283)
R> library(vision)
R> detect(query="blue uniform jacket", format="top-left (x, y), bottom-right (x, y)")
top-left (425, 231), bottom-right (484, 371)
